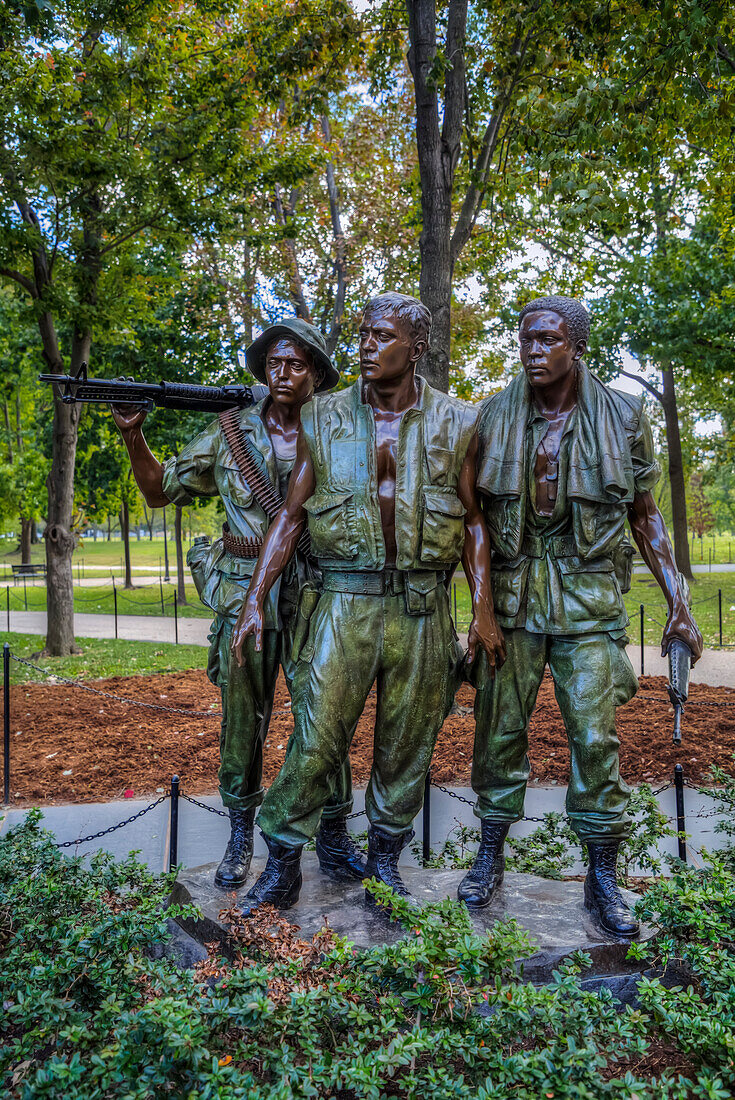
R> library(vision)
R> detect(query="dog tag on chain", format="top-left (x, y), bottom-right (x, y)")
top-left (545, 459), bottom-right (558, 501)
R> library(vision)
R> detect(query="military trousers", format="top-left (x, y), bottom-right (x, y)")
top-left (257, 584), bottom-right (459, 848)
top-left (209, 611), bottom-right (353, 818)
top-left (471, 629), bottom-right (638, 844)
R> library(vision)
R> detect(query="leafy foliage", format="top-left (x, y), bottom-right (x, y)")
top-left (6, 806), bottom-right (735, 1097)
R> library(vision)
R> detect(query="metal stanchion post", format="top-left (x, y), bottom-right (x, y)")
top-left (169, 775), bottom-right (180, 872)
top-left (422, 771), bottom-right (431, 866)
top-left (174, 591), bottom-right (178, 644)
top-left (674, 764), bottom-right (686, 862)
top-left (709, 547), bottom-right (712, 572)
top-left (159, 578), bottom-right (164, 615)
top-left (113, 586), bottom-right (118, 640)
top-left (3, 643), bottom-right (10, 804)
top-left (639, 604), bottom-right (645, 676)
top-left (719, 589), bottom-right (723, 647)
top-left (23, 574), bottom-right (27, 611)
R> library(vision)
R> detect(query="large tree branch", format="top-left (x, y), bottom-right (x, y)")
top-left (273, 183), bottom-right (312, 321)
top-left (0, 267), bottom-right (37, 297)
top-left (450, 30), bottom-right (533, 263)
top-left (441, 0), bottom-right (468, 170)
top-left (618, 368), bottom-right (662, 402)
top-left (320, 115), bottom-right (347, 355)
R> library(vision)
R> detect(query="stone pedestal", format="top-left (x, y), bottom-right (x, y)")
top-left (170, 854), bottom-right (653, 985)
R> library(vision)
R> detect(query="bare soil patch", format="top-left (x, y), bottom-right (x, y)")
top-left (2, 672), bottom-right (734, 806)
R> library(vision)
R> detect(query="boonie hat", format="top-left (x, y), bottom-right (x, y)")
top-left (245, 318), bottom-right (339, 393)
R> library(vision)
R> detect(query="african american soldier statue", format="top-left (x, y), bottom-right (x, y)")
top-left (461, 295), bottom-right (703, 936)
top-left (110, 320), bottom-right (365, 890)
top-left (232, 292), bottom-right (505, 915)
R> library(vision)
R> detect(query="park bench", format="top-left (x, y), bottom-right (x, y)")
top-left (11, 562), bottom-right (47, 584)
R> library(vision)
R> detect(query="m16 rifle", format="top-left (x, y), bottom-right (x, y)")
top-left (667, 638), bottom-right (693, 745)
top-left (39, 362), bottom-right (268, 413)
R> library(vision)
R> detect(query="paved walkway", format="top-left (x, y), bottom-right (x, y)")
top-left (5, 609), bottom-right (735, 685)
top-left (0, 784), bottom-right (726, 875)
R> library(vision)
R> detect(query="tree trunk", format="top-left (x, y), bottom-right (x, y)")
top-left (174, 505), bottom-right (187, 605)
top-left (660, 361), bottom-right (693, 579)
top-left (44, 371), bottom-right (82, 656)
top-left (20, 518), bottom-right (33, 566)
top-left (120, 498), bottom-right (133, 589)
top-left (407, 0), bottom-right (467, 393)
top-left (142, 501), bottom-right (154, 540)
top-left (162, 505), bottom-right (170, 582)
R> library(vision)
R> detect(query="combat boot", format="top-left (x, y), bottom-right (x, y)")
top-left (214, 807), bottom-right (255, 889)
top-left (238, 836), bottom-right (303, 918)
top-left (315, 815), bottom-right (367, 881)
top-left (364, 825), bottom-right (413, 904)
top-left (584, 842), bottom-right (639, 937)
top-left (457, 820), bottom-right (510, 909)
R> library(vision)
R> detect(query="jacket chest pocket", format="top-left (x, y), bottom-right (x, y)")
top-left (303, 489), bottom-right (357, 560)
top-left (215, 463), bottom-right (254, 510)
top-left (420, 488), bottom-right (466, 565)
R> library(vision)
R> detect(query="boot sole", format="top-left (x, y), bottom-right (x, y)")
top-left (214, 873), bottom-right (249, 890)
top-left (583, 883), bottom-right (639, 938)
top-left (317, 859), bottom-right (367, 883)
top-left (457, 870), bottom-right (504, 910)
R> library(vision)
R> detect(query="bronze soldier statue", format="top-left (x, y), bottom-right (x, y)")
top-left (111, 320), bottom-right (364, 889)
top-left (462, 295), bottom-right (703, 935)
top-left (232, 292), bottom-right (506, 914)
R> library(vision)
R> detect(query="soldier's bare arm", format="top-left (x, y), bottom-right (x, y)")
top-left (627, 490), bottom-right (703, 661)
top-left (111, 405), bottom-right (170, 507)
top-left (232, 427), bottom-right (316, 661)
top-left (458, 433), bottom-right (506, 670)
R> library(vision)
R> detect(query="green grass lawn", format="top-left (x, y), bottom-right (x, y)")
top-left (450, 570), bottom-right (735, 648)
top-left (3, 580), bottom-right (212, 619)
top-left (2, 633), bottom-right (208, 685)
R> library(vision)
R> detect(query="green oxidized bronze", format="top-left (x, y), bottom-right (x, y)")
top-left (232, 291), bottom-right (505, 915)
top-left (461, 295), bottom-right (703, 938)
top-left (111, 318), bottom-right (361, 891)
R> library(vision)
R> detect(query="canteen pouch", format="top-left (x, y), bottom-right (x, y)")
top-left (291, 583), bottom-right (321, 662)
top-left (404, 572), bottom-right (438, 617)
top-left (611, 537), bottom-right (635, 594)
top-left (186, 536), bottom-right (212, 600)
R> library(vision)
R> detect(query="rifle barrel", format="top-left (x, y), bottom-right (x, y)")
top-left (39, 373), bottom-right (260, 413)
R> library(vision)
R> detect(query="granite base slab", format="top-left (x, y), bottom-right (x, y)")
top-left (170, 854), bottom-right (653, 983)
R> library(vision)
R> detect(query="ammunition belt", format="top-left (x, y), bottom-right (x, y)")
top-left (221, 523), bottom-right (263, 559)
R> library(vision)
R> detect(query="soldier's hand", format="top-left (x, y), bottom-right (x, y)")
top-left (662, 602), bottom-right (703, 664)
top-left (467, 604), bottom-right (506, 675)
top-left (110, 377), bottom-right (148, 433)
top-left (232, 595), bottom-right (264, 662)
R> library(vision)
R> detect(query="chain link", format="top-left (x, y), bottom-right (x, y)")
top-left (55, 795), bottom-right (168, 848)
top-left (636, 690), bottom-right (735, 709)
top-left (180, 793), bottom-right (229, 818)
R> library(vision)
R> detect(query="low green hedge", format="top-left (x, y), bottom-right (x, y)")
top-left (1, 811), bottom-right (734, 1099)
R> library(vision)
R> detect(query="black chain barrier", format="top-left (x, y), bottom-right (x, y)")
top-left (55, 794), bottom-right (168, 848)
top-left (32, 780), bottom-right (722, 856)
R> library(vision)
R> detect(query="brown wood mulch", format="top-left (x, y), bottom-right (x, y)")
top-left (2, 672), bottom-right (733, 806)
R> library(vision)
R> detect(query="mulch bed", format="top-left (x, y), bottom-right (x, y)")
top-left (2, 672), bottom-right (734, 806)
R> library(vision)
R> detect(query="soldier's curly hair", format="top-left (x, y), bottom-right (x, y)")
top-left (518, 296), bottom-right (590, 347)
top-left (362, 292), bottom-right (432, 348)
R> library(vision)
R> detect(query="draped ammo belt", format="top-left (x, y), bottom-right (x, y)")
top-left (221, 523), bottom-right (263, 559)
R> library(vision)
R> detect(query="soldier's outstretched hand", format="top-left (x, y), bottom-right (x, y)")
top-left (232, 595), bottom-right (264, 663)
top-left (466, 604), bottom-right (506, 675)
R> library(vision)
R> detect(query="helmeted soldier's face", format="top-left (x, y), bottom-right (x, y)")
top-left (358, 309), bottom-right (422, 384)
top-left (519, 310), bottom-right (586, 389)
top-left (265, 338), bottom-right (317, 409)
